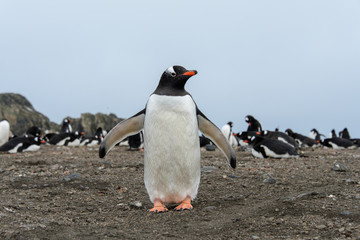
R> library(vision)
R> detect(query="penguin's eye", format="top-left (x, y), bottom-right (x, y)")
top-left (170, 72), bottom-right (176, 77)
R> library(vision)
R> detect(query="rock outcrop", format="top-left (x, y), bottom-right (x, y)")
top-left (0, 93), bottom-right (58, 136)
top-left (0, 93), bottom-right (124, 137)
top-left (66, 113), bottom-right (123, 136)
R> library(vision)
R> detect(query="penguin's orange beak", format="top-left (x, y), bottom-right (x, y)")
top-left (183, 70), bottom-right (197, 76)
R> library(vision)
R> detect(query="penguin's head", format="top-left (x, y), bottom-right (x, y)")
top-left (155, 65), bottom-right (197, 94)
top-left (245, 115), bottom-right (254, 124)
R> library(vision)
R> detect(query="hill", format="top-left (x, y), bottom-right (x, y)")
top-left (0, 93), bottom-right (123, 136)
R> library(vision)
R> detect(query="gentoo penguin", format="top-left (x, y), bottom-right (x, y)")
top-left (61, 118), bottom-right (72, 133)
top-left (285, 129), bottom-right (319, 148)
top-left (262, 130), bottom-right (298, 148)
top-left (47, 133), bottom-right (71, 145)
top-left (234, 131), bottom-right (260, 147)
top-left (81, 127), bottom-right (104, 146)
top-left (99, 65), bottom-right (236, 213)
top-left (0, 119), bottom-right (11, 146)
top-left (249, 136), bottom-right (300, 158)
top-left (128, 131), bottom-right (144, 150)
top-left (329, 129), bottom-right (337, 138)
top-left (221, 121), bottom-right (238, 147)
top-left (309, 128), bottom-right (324, 141)
top-left (322, 137), bottom-right (356, 149)
top-left (21, 136), bottom-right (46, 152)
top-left (245, 115), bottom-right (262, 132)
top-left (26, 126), bottom-right (42, 137)
top-left (65, 131), bottom-right (84, 146)
top-left (0, 135), bottom-right (45, 153)
top-left (339, 128), bottom-right (351, 139)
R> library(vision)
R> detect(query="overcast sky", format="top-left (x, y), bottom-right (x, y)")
top-left (1, 1), bottom-right (360, 137)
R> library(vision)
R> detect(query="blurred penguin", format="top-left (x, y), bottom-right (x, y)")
top-left (0, 119), bottom-right (11, 146)
top-left (61, 118), bottom-right (72, 133)
top-left (221, 121), bottom-right (238, 147)
top-left (339, 128), bottom-right (350, 139)
top-left (245, 115), bottom-right (262, 132)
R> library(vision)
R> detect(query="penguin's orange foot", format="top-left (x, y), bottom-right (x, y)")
top-left (175, 196), bottom-right (193, 211)
top-left (148, 199), bottom-right (168, 213)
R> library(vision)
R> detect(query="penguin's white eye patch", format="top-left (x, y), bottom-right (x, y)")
top-left (166, 66), bottom-right (176, 77)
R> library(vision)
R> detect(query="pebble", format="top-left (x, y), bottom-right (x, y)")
top-left (205, 144), bottom-right (216, 151)
top-left (129, 201), bottom-right (142, 209)
top-left (64, 173), bottom-right (81, 182)
top-left (201, 166), bottom-right (217, 173)
top-left (316, 224), bottom-right (326, 229)
top-left (332, 163), bottom-right (347, 172)
top-left (204, 206), bottom-right (217, 211)
top-left (264, 178), bottom-right (276, 184)
top-left (341, 211), bottom-right (351, 216)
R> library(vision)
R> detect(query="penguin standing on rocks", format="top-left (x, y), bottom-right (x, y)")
top-left (221, 121), bottom-right (238, 147)
top-left (99, 65), bottom-right (236, 213)
top-left (61, 119), bottom-right (72, 133)
top-left (245, 115), bottom-right (262, 132)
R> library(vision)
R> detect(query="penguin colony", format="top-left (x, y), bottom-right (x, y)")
top-left (1, 66), bottom-right (359, 213)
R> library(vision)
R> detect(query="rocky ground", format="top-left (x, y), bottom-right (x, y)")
top-left (0, 145), bottom-right (359, 239)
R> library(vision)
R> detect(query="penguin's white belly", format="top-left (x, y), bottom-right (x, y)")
top-left (144, 95), bottom-right (200, 204)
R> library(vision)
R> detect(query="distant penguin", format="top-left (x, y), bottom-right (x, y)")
top-left (221, 121), bottom-right (238, 147)
top-left (0, 119), bottom-right (11, 146)
top-left (0, 135), bottom-right (45, 153)
top-left (81, 127), bottom-right (104, 146)
top-left (339, 128), bottom-right (351, 139)
top-left (329, 129), bottom-right (337, 138)
top-left (26, 126), bottom-right (42, 137)
top-left (128, 131), bottom-right (144, 150)
top-left (199, 134), bottom-right (212, 147)
top-left (322, 137), bottom-right (355, 149)
top-left (48, 133), bottom-right (71, 145)
top-left (99, 65), bottom-right (236, 213)
top-left (245, 115), bottom-right (262, 132)
top-left (262, 130), bottom-right (298, 148)
top-left (250, 136), bottom-right (300, 158)
top-left (61, 119), bottom-right (72, 133)
top-left (285, 129), bottom-right (319, 147)
top-left (21, 136), bottom-right (46, 152)
top-left (234, 131), bottom-right (261, 147)
top-left (65, 131), bottom-right (84, 146)
top-left (309, 128), bottom-right (324, 141)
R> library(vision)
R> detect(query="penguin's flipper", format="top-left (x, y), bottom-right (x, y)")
top-left (99, 109), bottom-right (145, 158)
top-left (197, 110), bottom-right (236, 168)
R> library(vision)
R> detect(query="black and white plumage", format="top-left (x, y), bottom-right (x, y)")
top-left (48, 131), bottom-right (83, 146)
top-left (26, 126), bottom-right (42, 137)
top-left (322, 137), bottom-right (356, 149)
top-left (221, 121), bottom-right (238, 147)
top-left (80, 127), bottom-right (104, 146)
top-left (309, 128), bottom-right (324, 141)
top-left (99, 65), bottom-right (236, 213)
top-left (339, 128), bottom-right (351, 139)
top-left (250, 136), bottom-right (300, 158)
top-left (0, 135), bottom-right (45, 153)
top-left (262, 130), bottom-right (298, 148)
top-left (245, 115), bottom-right (262, 132)
top-left (329, 129), bottom-right (337, 138)
top-left (61, 119), bottom-right (72, 133)
top-left (285, 129), bottom-right (319, 147)
top-left (128, 131), bottom-right (144, 150)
